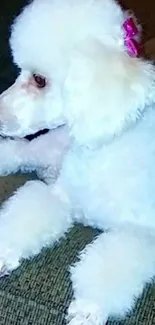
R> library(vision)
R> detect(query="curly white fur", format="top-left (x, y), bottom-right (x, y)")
top-left (0, 0), bottom-right (155, 324)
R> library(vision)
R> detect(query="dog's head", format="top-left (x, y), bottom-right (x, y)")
top-left (0, 0), bottom-right (155, 145)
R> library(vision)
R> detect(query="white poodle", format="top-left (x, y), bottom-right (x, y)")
top-left (0, 0), bottom-right (155, 324)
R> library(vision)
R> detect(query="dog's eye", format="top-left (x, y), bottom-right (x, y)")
top-left (33, 74), bottom-right (47, 89)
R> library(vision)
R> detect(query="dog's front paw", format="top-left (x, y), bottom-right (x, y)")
top-left (0, 264), bottom-right (11, 277)
top-left (67, 300), bottom-right (106, 325)
top-left (67, 314), bottom-right (104, 325)
top-left (0, 247), bottom-right (20, 277)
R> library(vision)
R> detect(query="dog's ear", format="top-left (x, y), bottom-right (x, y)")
top-left (64, 40), bottom-right (155, 147)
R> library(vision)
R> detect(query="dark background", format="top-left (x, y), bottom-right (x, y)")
top-left (0, 0), bottom-right (27, 93)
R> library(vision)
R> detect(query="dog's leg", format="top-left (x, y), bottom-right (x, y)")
top-left (0, 179), bottom-right (72, 275)
top-left (67, 224), bottom-right (155, 325)
top-left (0, 126), bottom-right (68, 177)
top-left (0, 138), bottom-right (28, 175)
top-left (26, 126), bottom-right (69, 183)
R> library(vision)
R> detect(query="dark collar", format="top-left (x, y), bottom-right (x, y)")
top-left (25, 129), bottom-right (49, 141)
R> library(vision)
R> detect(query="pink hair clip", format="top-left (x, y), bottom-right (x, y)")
top-left (123, 16), bottom-right (141, 57)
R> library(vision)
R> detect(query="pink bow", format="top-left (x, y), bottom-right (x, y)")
top-left (123, 17), bottom-right (141, 57)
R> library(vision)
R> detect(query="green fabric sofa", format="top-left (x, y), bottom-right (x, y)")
top-left (0, 0), bottom-right (155, 324)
